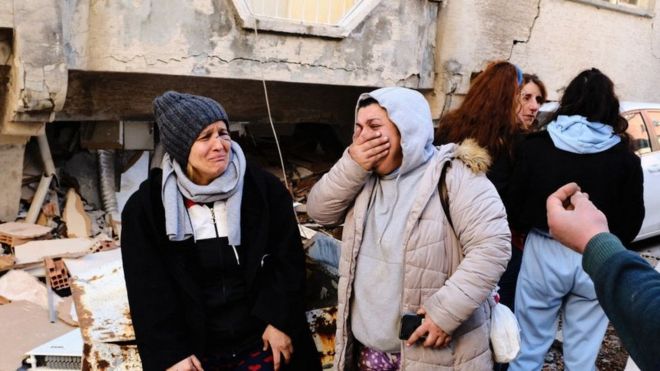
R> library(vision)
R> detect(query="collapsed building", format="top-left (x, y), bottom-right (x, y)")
top-left (1, 0), bottom-right (659, 369)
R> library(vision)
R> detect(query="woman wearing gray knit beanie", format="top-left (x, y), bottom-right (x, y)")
top-left (121, 91), bottom-right (320, 371)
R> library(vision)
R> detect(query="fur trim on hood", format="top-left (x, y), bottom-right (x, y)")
top-left (455, 138), bottom-right (491, 173)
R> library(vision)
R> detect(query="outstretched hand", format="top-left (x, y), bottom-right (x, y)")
top-left (546, 182), bottom-right (609, 253)
top-left (406, 306), bottom-right (452, 349)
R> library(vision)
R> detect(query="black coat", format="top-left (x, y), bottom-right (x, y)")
top-left (507, 131), bottom-right (645, 244)
top-left (121, 165), bottom-right (320, 371)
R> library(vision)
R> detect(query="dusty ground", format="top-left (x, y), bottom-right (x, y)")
top-left (542, 324), bottom-right (629, 370)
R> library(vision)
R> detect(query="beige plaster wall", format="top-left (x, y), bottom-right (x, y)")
top-left (431, 0), bottom-right (660, 117)
top-left (0, 1), bottom-right (12, 28)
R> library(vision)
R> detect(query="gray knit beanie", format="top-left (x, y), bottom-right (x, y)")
top-left (153, 91), bottom-right (229, 169)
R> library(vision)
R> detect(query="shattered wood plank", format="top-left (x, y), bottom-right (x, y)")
top-left (0, 221), bottom-right (53, 247)
top-left (14, 238), bottom-right (94, 265)
top-left (63, 188), bottom-right (92, 238)
top-left (64, 249), bottom-right (135, 344)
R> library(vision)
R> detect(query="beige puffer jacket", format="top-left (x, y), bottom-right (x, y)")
top-left (307, 140), bottom-right (511, 371)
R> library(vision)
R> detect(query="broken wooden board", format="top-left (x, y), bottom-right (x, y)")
top-left (63, 188), bottom-right (92, 238)
top-left (64, 249), bottom-right (135, 343)
top-left (14, 238), bottom-right (94, 265)
top-left (0, 300), bottom-right (72, 371)
top-left (0, 222), bottom-right (53, 248)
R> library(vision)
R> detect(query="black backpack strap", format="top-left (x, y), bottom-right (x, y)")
top-left (438, 160), bottom-right (454, 231)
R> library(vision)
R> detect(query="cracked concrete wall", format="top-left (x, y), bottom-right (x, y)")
top-left (0, 0), bottom-right (68, 137)
top-left (61, 0), bottom-right (438, 89)
top-left (0, 0), bottom-right (68, 221)
top-left (510, 0), bottom-right (660, 102)
top-left (431, 0), bottom-right (660, 117)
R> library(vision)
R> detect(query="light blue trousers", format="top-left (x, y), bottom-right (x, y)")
top-left (509, 230), bottom-right (608, 371)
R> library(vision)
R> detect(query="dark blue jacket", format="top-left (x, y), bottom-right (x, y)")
top-left (583, 233), bottom-right (660, 371)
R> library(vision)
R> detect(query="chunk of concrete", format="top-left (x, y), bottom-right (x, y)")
top-left (0, 221), bottom-right (53, 248)
top-left (14, 238), bottom-right (94, 265)
top-left (0, 269), bottom-right (61, 310)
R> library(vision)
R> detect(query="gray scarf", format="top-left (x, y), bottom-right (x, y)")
top-left (161, 141), bottom-right (247, 245)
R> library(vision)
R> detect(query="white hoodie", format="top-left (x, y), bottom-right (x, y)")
top-left (350, 87), bottom-right (437, 352)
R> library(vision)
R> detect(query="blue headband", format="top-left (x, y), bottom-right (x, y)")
top-left (515, 65), bottom-right (523, 86)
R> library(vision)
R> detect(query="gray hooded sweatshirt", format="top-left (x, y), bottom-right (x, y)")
top-left (350, 87), bottom-right (436, 352)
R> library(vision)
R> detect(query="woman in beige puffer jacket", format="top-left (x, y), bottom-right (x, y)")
top-left (307, 87), bottom-right (511, 371)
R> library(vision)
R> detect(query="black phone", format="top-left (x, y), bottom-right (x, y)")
top-left (399, 313), bottom-right (424, 340)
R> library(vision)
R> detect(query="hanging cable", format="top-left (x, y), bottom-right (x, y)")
top-left (252, 22), bottom-right (291, 194)
top-left (251, 21), bottom-right (302, 226)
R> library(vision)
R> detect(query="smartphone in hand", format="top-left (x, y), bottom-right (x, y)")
top-left (399, 313), bottom-right (424, 340)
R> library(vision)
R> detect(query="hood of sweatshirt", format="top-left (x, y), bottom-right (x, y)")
top-left (547, 115), bottom-right (621, 154)
top-left (356, 87), bottom-right (435, 176)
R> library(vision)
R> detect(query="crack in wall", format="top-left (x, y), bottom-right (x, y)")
top-left (109, 52), bottom-right (366, 73)
top-left (210, 55), bottom-right (365, 73)
top-left (439, 59), bottom-right (462, 120)
top-left (109, 54), bottom-right (148, 64)
top-left (651, 19), bottom-right (660, 60)
top-left (507, 0), bottom-right (542, 61)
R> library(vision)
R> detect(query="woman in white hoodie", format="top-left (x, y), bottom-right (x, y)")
top-left (307, 87), bottom-right (511, 370)
top-left (508, 68), bottom-right (645, 371)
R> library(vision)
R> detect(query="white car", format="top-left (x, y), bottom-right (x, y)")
top-left (620, 102), bottom-right (660, 241)
top-left (539, 102), bottom-right (660, 241)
